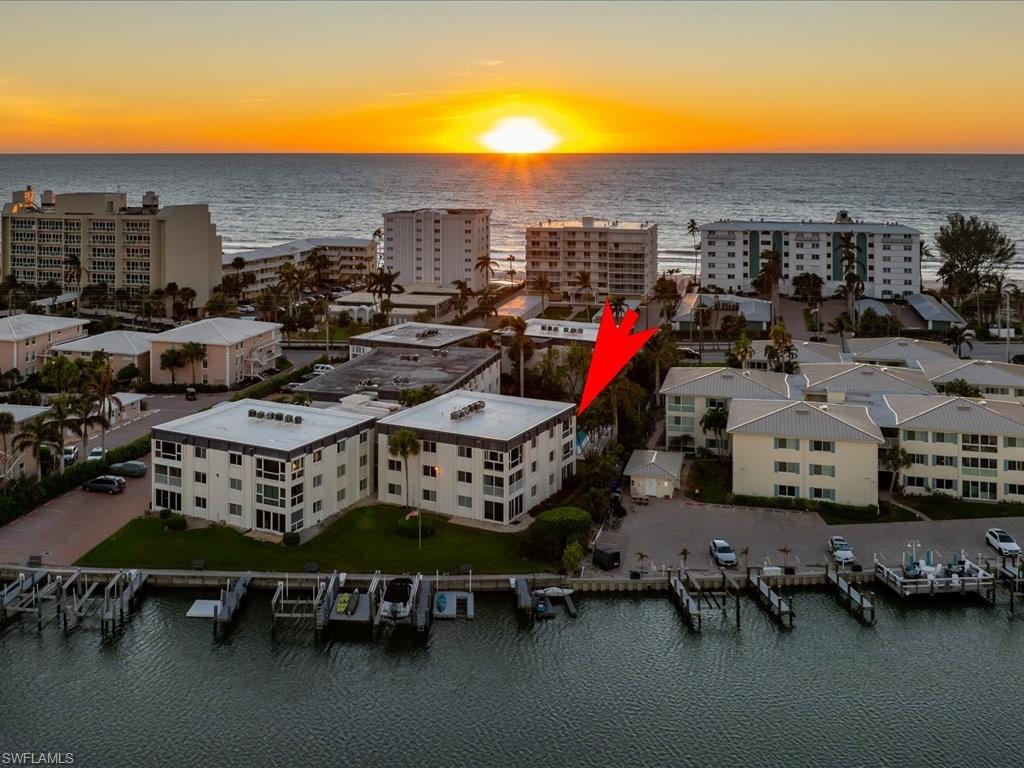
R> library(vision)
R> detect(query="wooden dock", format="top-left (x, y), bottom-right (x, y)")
top-left (1, 570), bottom-right (64, 631)
top-left (748, 569), bottom-right (794, 628)
top-left (214, 573), bottom-right (252, 637)
top-left (101, 569), bottom-right (147, 636)
top-left (670, 574), bottom-right (702, 629)
top-left (874, 557), bottom-right (995, 602)
top-left (826, 566), bottom-right (875, 624)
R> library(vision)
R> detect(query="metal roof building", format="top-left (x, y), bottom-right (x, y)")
top-left (917, 359), bottom-right (1024, 394)
top-left (884, 395), bottom-right (1024, 433)
top-left (727, 399), bottom-right (884, 444)
top-left (660, 366), bottom-right (790, 399)
top-left (846, 337), bottom-right (958, 366)
top-left (905, 293), bottom-right (967, 330)
top-left (750, 339), bottom-right (843, 366)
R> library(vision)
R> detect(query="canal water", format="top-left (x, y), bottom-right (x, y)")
top-left (1, 590), bottom-right (1020, 767)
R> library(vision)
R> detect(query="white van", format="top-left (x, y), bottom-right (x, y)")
top-left (313, 364), bottom-right (335, 376)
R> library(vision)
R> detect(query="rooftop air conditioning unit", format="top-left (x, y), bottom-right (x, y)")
top-left (274, 412), bottom-right (284, 421)
top-left (294, 416), bottom-right (302, 424)
top-left (285, 414), bottom-right (294, 423)
top-left (248, 409), bottom-right (257, 417)
top-left (256, 411), bottom-right (266, 419)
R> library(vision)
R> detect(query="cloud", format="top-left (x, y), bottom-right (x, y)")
top-left (479, 59), bottom-right (504, 67)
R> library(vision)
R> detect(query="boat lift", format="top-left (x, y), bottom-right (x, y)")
top-left (60, 569), bottom-right (147, 636)
top-left (825, 564), bottom-right (875, 624)
top-left (271, 573), bottom-right (328, 637)
top-left (213, 572), bottom-right (252, 638)
top-left (671, 569), bottom-right (741, 631)
top-left (747, 567), bottom-right (794, 628)
top-left (1, 570), bottom-right (64, 632)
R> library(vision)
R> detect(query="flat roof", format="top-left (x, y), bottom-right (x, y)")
top-left (52, 330), bottom-right (152, 356)
top-left (154, 398), bottom-right (375, 451)
top-left (31, 291), bottom-right (80, 307)
top-left (378, 390), bottom-right (574, 441)
top-left (0, 404), bottom-right (51, 423)
top-left (349, 322), bottom-right (486, 348)
top-left (524, 318), bottom-right (599, 343)
top-left (497, 294), bottom-right (543, 318)
top-left (674, 293), bottom-right (771, 324)
top-left (295, 347), bottom-right (499, 402)
top-left (223, 236), bottom-right (373, 265)
top-left (384, 208), bottom-right (490, 216)
top-left (332, 292), bottom-right (449, 308)
top-left (529, 219), bottom-right (654, 231)
top-left (149, 317), bottom-right (281, 344)
top-left (0, 314), bottom-right (88, 341)
top-left (702, 219), bottom-right (920, 235)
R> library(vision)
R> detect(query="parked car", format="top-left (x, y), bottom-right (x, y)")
top-left (828, 535), bottom-right (856, 564)
top-left (1013, 354), bottom-right (1024, 365)
top-left (62, 445), bottom-right (79, 465)
top-left (709, 539), bottom-right (738, 567)
top-left (87, 447), bottom-right (105, 461)
top-left (238, 305), bottom-right (255, 313)
top-left (679, 347), bottom-right (700, 360)
top-left (986, 528), bottom-right (1021, 557)
top-left (313, 363), bottom-right (335, 376)
top-left (109, 460), bottom-right (147, 478)
top-left (81, 475), bottom-right (126, 494)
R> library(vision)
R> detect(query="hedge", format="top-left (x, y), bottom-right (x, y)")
top-left (522, 506), bottom-right (592, 560)
top-left (0, 434), bottom-right (151, 527)
top-left (731, 494), bottom-right (878, 520)
top-left (229, 362), bottom-right (317, 402)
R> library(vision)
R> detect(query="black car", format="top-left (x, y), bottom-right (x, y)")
top-left (1013, 354), bottom-right (1024, 365)
top-left (82, 475), bottom-right (127, 494)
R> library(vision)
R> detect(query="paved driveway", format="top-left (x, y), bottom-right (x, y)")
top-left (0, 473), bottom-right (150, 566)
top-left (595, 495), bottom-right (1024, 577)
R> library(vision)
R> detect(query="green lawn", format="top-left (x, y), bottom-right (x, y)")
top-left (818, 501), bottom-right (918, 525)
top-left (685, 459), bottom-right (731, 504)
top-left (897, 494), bottom-right (1024, 521)
top-left (292, 323), bottom-right (371, 343)
top-left (540, 306), bottom-right (574, 320)
top-left (77, 505), bottom-right (552, 574)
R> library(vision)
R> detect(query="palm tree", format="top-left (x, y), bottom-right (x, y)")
top-left (752, 249), bottom-right (782, 320)
top-left (649, 330), bottom-right (679, 393)
top-left (835, 232), bottom-right (865, 323)
top-left (828, 314), bottom-right (851, 352)
top-left (45, 394), bottom-right (74, 468)
top-left (505, 254), bottom-right (517, 286)
top-left (178, 286), bottom-right (197, 319)
top-left (571, 270), bottom-right (593, 317)
top-left (635, 551), bottom-right (649, 575)
top-left (181, 341), bottom-right (206, 384)
top-left (499, 316), bottom-right (533, 397)
top-left (944, 326), bottom-right (974, 358)
top-left (733, 332), bottom-right (754, 370)
top-left (475, 254), bottom-right (496, 287)
top-left (13, 415), bottom-right (57, 480)
top-left (678, 547), bottom-right (690, 573)
top-left (686, 218), bottom-right (700, 281)
top-left (84, 355), bottom-right (122, 452)
top-left (881, 443), bottom-right (912, 495)
top-left (765, 322), bottom-right (797, 373)
top-left (652, 276), bottom-right (682, 325)
top-left (68, 394), bottom-right (106, 459)
top-left (450, 279), bottom-right (474, 318)
top-left (475, 286), bottom-right (501, 321)
top-left (388, 428), bottom-right (423, 548)
top-left (160, 348), bottom-right (186, 385)
top-left (607, 375), bottom-right (645, 441)
top-left (1, 367), bottom-right (21, 391)
top-left (0, 411), bottom-right (16, 482)
top-left (609, 295), bottom-right (627, 322)
top-left (531, 273), bottom-right (555, 313)
top-left (699, 406), bottom-right (729, 457)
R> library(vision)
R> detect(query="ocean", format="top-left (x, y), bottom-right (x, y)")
top-left (1, 153), bottom-right (1023, 283)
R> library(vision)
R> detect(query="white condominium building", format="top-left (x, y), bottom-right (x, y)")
top-left (151, 399), bottom-right (376, 536)
top-left (660, 367), bottom-right (790, 453)
top-left (383, 209), bottom-right (491, 292)
top-left (728, 399), bottom-right (883, 507)
top-left (917, 360), bottom-right (1024, 404)
top-left (700, 212), bottom-right (921, 299)
top-left (846, 337), bottom-right (958, 367)
top-left (2, 186), bottom-right (223, 306)
top-left (376, 390), bottom-right (576, 525)
top-left (887, 395), bottom-right (1024, 502)
top-left (525, 217), bottom-right (658, 301)
top-left (224, 236), bottom-right (377, 299)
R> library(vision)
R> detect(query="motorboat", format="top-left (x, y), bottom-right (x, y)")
top-left (346, 590), bottom-right (360, 615)
top-left (537, 587), bottom-right (574, 598)
top-left (380, 577), bottom-right (417, 621)
top-left (532, 592), bottom-right (554, 619)
top-left (435, 592), bottom-right (448, 613)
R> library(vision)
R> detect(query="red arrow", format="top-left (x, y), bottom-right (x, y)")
top-left (578, 300), bottom-right (659, 415)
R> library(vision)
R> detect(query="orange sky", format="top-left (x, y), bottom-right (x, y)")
top-left (2, 1), bottom-right (1023, 153)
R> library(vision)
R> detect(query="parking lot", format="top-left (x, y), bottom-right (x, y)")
top-left (596, 494), bottom-right (1024, 577)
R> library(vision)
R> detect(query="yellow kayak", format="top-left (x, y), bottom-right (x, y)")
top-left (335, 594), bottom-right (351, 614)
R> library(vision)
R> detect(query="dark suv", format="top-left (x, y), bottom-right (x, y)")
top-left (82, 475), bottom-right (127, 494)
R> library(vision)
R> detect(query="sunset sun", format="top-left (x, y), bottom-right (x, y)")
top-left (480, 116), bottom-right (561, 154)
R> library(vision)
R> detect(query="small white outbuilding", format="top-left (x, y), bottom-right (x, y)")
top-left (623, 450), bottom-right (686, 499)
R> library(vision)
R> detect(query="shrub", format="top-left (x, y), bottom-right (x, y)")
top-left (523, 506), bottom-right (592, 560)
top-left (229, 363), bottom-right (316, 402)
top-left (165, 514), bottom-right (187, 531)
top-left (282, 532), bottom-right (300, 547)
top-left (562, 539), bottom-right (584, 575)
top-left (398, 515), bottom-right (436, 539)
top-left (731, 494), bottom-right (878, 520)
top-left (158, 508), bottom-right (172, 520)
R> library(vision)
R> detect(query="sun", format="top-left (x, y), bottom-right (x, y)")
top-left (480, 116), bottom-right (561, 154)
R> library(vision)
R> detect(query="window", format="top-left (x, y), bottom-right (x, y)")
top-left (457, 495), bottom-right (472, 509)
top-left (337, 488), bottom-right (347, 503)
top-left (774, 485), bottom-right (799, 498)
top-left (360, 478), bottom-right (368, 491)
top-left (313, 474), bottom-right (323, 488)
top-left (360, 431), bottom-right (369, 444)
top-left (484, 499), bottom-right (504, 522)
top-left (509, 445), bottom-right (522, 468)
top-left (336, 438), bottom-right (346, 452)
top-left (774, 437), bottom-right (799, 450)
top-left (423, 465), bottom-right (438, 478)
top-left (810, 440), bottom-right (835, 453)
top-left (229, 503), bottom-right (242, 516)
top-left (229, 477), bottom-right (242, 491)
top-left (1005, 483), bottom-right (1024, 496)
top-left (457, 471), bottom-right (472, 483)
top-left (483, 474), bottom-right (504, 497)
top-left (388, 483), bottom-right (402, 496)
top-left (810, 487), bottom-right (835, 501)
top-left (312, 449), bottom-right (322, 463)
top-left (255, 483), bottom-right (285, 508)
top-left (904, 475), bottom-right (927, 488)
top-left (1005, 437), bottom-right (1022, 448)
top-left (291, 482), bottom-right (304, 506)
top-left (155, 440), bottom-right (181, 461)
top-left (933, 455), bottom-right (957, 467)
top-left (962, 434), bottom-right (997, 453)
top-left (337, 464), bottom-right (347, 478)
top-left (155, 489), bottom-right (181, 511)
top-left (809, 464), bottom-right (835, 477)
top-left (195, 496), bottom-right (207, 509)
top-left (933, 478), bottom-right (957, 492)
top-left (933, 432), bottom-right (957, 444)
top-left (388, 459), bottom-right (401, 472)
top-left (908, 453), bottom-right (929, 465)
top-left (422, 440), bottom-right (436, 453)
top-left (256, 457), bottom-right (285, 481)
top-left (423, 489), bottom-right (437, 502)
top-left (154, 464), bottom-right (182, 487)
top-left (359, 454), bottom-right (368, 467)
top-left (291, 457), bottom-right (305, 478)
top-left (562, 441), bottom-right (573, 459)
top-left (194, 471), bottom-right (207, 484)
top-left (774, 461), bottom-right (799, 474)
top-left (312, 499), bottom-right (322, 515)
top-left (194, 446), bottom-right (207, 459)
top-left (290, 508), bottom-right (305, 532)
top-left (229, 452), bottom-right (242, 466)
top-left (484, 450), bottom-right (504, 471)
top-left (964, 456), bottom-right (997, 470)
top-left (458, 445), bottom-right (472, 459)
top-left (255, 508), bottom-right (285, 533)
top-left (902, 430), bottom-right (928, 442)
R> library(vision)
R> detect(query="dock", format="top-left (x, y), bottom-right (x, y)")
top-left (433, 590), bottom-right (476, 620)
top-left (748, 569), bottom-right (794, 628)
top-left (271, 573), bottom-right (328, 636)
top-left (100, 569), bottom-right (147, 636)
top-left (327, 571), bottom-right (380, 629)
top-left (825, 565), bottom-right (875, 624)
top-left (874, 555), bottom-right (995, 601)
top-left (214, 573), bottom-right (252, 637)
top-left (985, 556), bottom-right (1024, 615)
top-left (670, 574), bottom-right (702, 628)
top-left (1, 570), bottom-right (64, 631)
top-left (671, 570), bottom-right (741, 631)
top-left (414, 578), bottom-right (433, 632)
top-left (512, 577), bottom-right (532, 614)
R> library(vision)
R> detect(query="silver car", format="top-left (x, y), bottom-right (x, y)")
top-left (828, 535), bottom-right (855, 565)
top-left (710, 539), bottom-right (738, 567)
